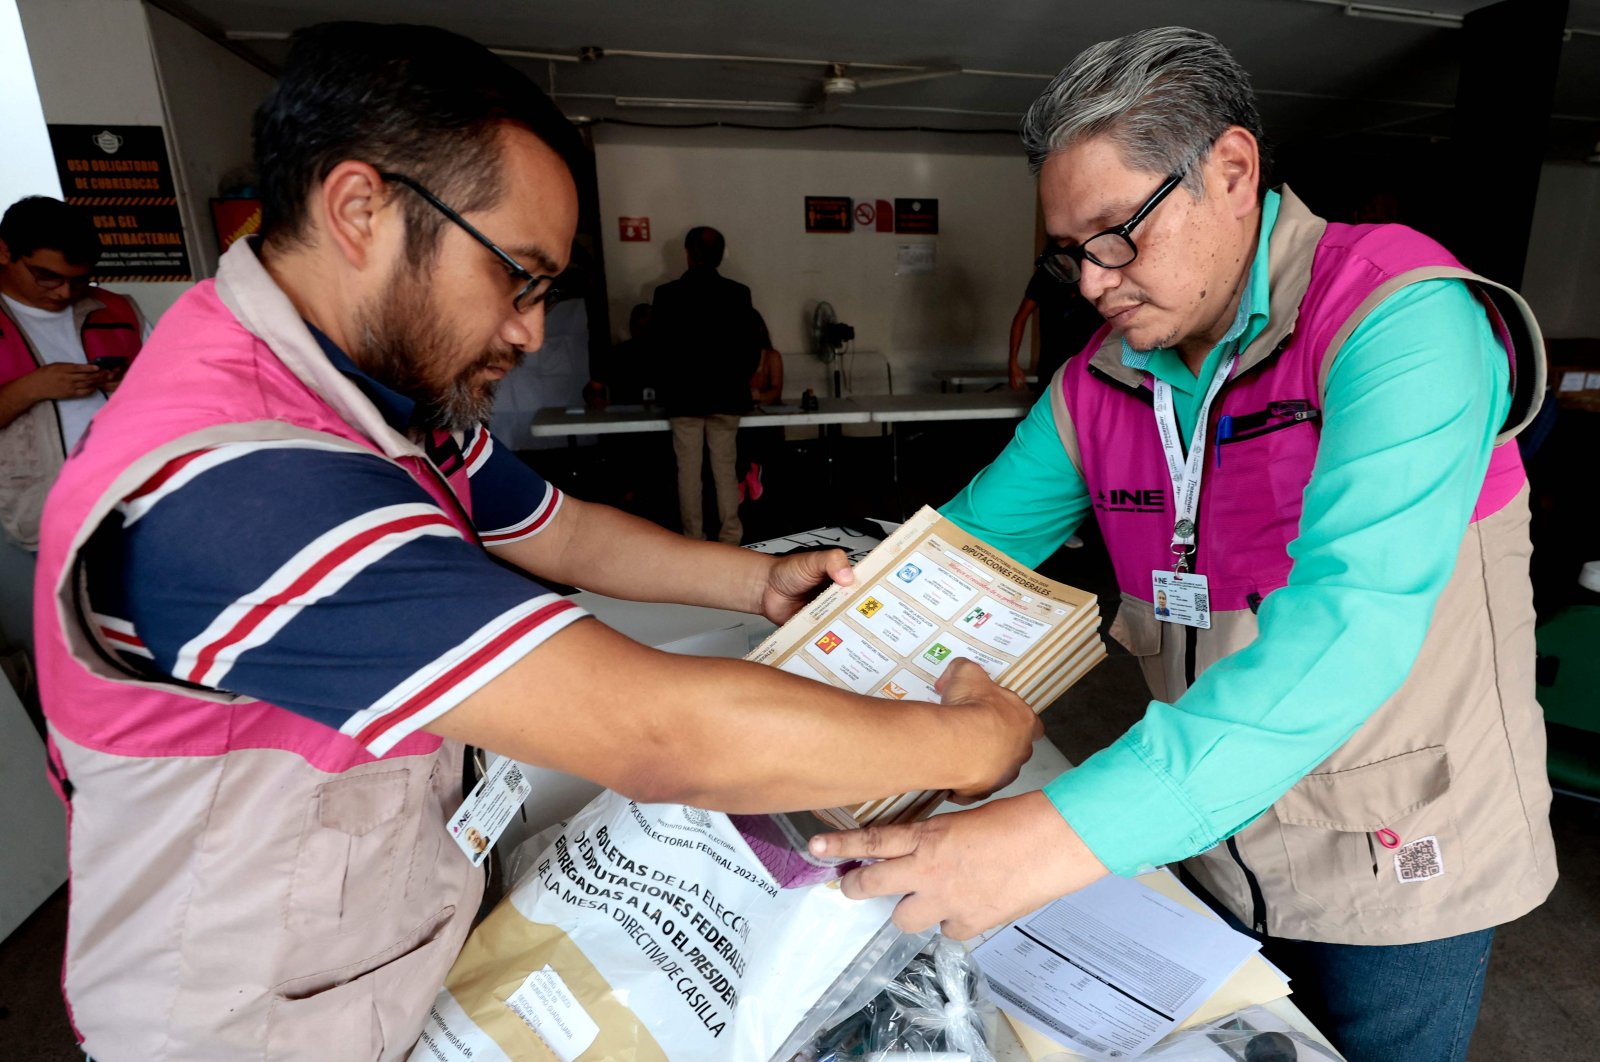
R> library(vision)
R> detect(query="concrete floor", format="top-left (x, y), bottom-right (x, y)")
top-left (3, 430), bottom-right (1597, 1058)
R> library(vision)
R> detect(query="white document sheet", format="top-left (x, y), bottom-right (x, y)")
top-left (975, 875), bottom-right (1261, 1061)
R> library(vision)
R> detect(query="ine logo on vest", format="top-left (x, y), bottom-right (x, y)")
top-left (1096, 487), bottom-right (1166, 514)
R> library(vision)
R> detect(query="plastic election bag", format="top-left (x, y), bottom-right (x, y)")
top-left (801, 935), bottom-right (996, 1062)
top-left (409, 792), bottom-right (903, 1061)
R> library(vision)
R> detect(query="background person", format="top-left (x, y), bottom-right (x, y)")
top-left (739, 308), bottom-right (784, 505)
top-left (0, 196), bottom-right (147, 552)
top-left (1005, 258), bottom-right (1103, 392)
top-left (653, 225), bottom-right (759, 543)
top-left (817, 27), bottom-right (1554, 1062)
top-left (33, 24), bottom-right (1039, 1061)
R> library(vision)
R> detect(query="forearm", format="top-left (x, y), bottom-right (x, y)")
top-left (512, 495), bottom-right (773, 614)
top-left (1007, 306), bottom-right (1030, 370)
top-left (428, 617), bottom-right (1004, 813)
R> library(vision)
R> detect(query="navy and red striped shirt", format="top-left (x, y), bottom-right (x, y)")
top-left (82, 329), bottom-right (585, 755)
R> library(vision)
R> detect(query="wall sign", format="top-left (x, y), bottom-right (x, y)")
top-left (874, 198), bottom-right (894, 232)
top-left (805, 196), bottom-right (853, 233)
top-left (894, 197), bottom-right (939, 235)
top-left (618, 216), bottom-right (651, 241)
top-left (896, 243), bottom-right (936, 276)
top-left (49, 124), bottom-right (192, 281)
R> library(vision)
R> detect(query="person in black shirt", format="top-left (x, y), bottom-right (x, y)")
top-left (652, 227), bottom-right (759, 542)
top-left (1006, 263), bottom-right (1104, 392)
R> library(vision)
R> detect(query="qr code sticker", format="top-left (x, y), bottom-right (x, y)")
top-left (1394, 835), bottom-right (1444, 883)
top-left (503, 765), bottom-right (526, 793)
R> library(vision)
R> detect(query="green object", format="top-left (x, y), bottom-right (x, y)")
top-left (1536, 604), bottom-right (1600, 798)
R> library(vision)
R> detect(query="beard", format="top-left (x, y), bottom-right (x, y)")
top-left (352, 267), bottom-right (524, 434)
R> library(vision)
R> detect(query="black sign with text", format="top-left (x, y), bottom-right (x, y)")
top-left (804, 196), bottom-right (853, 233)
top-left (49, 124), bottom-right (192, 281)
top-left (894, 197), bottom-right (939, 235)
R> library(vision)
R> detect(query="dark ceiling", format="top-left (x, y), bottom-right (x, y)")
top-left (156, 0), bottom-right (1600, 160)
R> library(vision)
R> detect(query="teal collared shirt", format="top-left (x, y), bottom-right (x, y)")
top-left (941, 190), bottom-right (1510, 876)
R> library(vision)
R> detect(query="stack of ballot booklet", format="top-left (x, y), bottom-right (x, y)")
top-left (747, 506), bottom-right (1106, 829)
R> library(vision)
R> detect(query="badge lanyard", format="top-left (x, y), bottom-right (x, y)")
top-left (1152, 351), bottom-right (1237, 572)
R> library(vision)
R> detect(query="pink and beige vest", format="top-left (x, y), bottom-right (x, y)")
top-left (1051, 188), bottom-right (1556, 944)
top-left (35, 240), bottom-right (482, 1060)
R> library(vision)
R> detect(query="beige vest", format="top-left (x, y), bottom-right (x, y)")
top-left (1068, 197), bottom-right (1556, 945)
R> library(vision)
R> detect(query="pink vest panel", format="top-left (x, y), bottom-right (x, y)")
top-left (35, 279), bottom-right (471, 775)
top-left (1062, 222), bottom-right (1526, 611)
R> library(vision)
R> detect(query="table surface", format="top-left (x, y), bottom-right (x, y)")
top-left (528, 391), bottom-right (1032, 437)
top-left (933, 366), bottom-right (1034, 383)
top-left (858, 390), bottom-right (1033, 421)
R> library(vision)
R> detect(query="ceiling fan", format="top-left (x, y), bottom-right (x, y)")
top-left (816, 61), bottom-right (961, 111)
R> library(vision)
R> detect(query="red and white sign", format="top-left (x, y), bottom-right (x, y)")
top-left (854, 201), bottom-right (876, 227)
top-left (875, 199), bottom-right (893, 232)
top-left (618, 216), bottom-right (650, 242)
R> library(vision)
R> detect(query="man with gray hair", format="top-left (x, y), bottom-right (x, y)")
top-left (815, 27), bottom-right (1554, 1062)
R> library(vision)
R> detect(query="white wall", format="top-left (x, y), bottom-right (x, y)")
top-left (0, 0), bottom-right (60, 205)
top-left (1523, 162), bottom-right (1600, 339)
top-left (593, 125), bottom-right (1036, 397)
top-left (145, 4), bottom-right (275, 279)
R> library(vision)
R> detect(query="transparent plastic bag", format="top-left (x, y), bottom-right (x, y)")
top-left (1137, 1005), bottom-right (1345, 1061)
top-left (801, 935), bottom-right (997, 1062)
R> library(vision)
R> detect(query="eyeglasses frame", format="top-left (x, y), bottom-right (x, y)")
top-left (1035, 167), bottom-right (1189, 285)
top-left (20, 259), bottom-right (91, 292)
top-left (378, 171), bottom-right (564, 314)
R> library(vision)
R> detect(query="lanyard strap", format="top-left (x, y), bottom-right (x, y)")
top-left (1152, 352), bottom-right (1237, 571)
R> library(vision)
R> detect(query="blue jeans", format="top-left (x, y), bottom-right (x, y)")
top-left (1185, 874), bottom-right (1495, 1062)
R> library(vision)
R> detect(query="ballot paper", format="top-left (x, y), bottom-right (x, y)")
top-left (975, 874), bottom-right (1261, 1061)
top-left (747, 506), bottom-right (1105, 829)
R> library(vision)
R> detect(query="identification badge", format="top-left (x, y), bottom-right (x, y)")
top-left (448, 755), bottom-right (532, 866)
top-left (1152, 570), bottom-right (1211, 629)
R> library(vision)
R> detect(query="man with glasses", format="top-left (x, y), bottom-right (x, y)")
top-left (31, 23), bottom-right (1039, 1061)
top-left (0, 196), bottom-right (146, 554)
top-left (817, 27), bottom-right (1553, 1062)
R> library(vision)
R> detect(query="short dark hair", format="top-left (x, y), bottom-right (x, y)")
top-left (253, 22), bottom-right (583, 265)
top-left (684, 226), bottom-right (725, 269)
top-left (0, 196), bottom-right (102, 267)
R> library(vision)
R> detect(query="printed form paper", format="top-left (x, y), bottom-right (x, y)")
top-left (976, 874), bottom-right (1261, 1061)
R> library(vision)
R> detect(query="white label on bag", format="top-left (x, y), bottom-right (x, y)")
top-left (507, 965), bottom-right (600, 1061)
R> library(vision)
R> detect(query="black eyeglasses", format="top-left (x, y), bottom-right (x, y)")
top-left (1036, 167), bottom-right (1188, 285)
top-left (23, 261), bottom-right (90, 291)
top-left (379, 171), bottom-right (566, 314)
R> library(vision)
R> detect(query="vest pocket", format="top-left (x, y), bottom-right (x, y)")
top-left (1108, 594), bottom-right (1169, 702)
top-left (1272, 745), bottom-right (1462, 914)
top-left (267, 904), bottom-right (456, 1059)
top-left (290, 768), bottom-right (413, 923)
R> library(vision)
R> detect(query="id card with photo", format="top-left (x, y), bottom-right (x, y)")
top-left (448, 756), bottom-right (533, 866)
top-left (1151, 570), bottom-right (1211, 630)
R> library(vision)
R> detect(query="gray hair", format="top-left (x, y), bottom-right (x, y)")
top-left (1020, 27), bottom-right (1267, 195)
